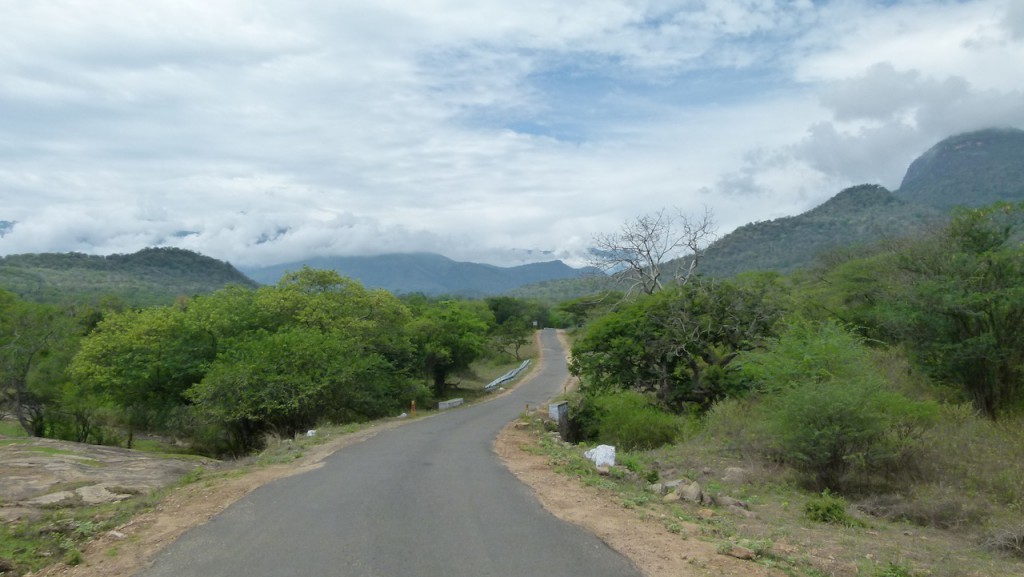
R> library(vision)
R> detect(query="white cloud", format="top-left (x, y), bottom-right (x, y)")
top-left (0, 0), bottom-right (1022, 268)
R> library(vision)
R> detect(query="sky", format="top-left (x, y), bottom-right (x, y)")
top-left (2, 0), bottom-right (1023, 268)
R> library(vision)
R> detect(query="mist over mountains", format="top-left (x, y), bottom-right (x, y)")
top-left (1, 127), bottom-right (1022, 304)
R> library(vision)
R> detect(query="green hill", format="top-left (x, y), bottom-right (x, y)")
top-left (698, 185), bottom-right (945, 277)
top-left (898, 127), bottom-right (1024, 211)
top-left (241, 253), bottom-right (600, 297)
top-left (514, 127), bottom-right (1024, 299)
top-left (0, 247), bottom-right (258, 306)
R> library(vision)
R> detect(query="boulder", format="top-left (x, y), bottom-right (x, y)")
top-left (584, 445), bottom-right (616, 467)
top-left (716, 494), bottom-right (749, 509)
top-left (723, 545), bottom-right (755, 560)
top-left (679, 481), bottom-right (703, 503)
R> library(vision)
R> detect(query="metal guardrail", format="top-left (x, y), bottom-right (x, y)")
top-left (483, 359), bottom-right (531, 392)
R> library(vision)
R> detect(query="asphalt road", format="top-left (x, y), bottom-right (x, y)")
top-left (136, 329), bottom-right (643, 577)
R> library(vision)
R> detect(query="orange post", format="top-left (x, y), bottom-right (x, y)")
top-left (411, 400), bottom-right (416, 417)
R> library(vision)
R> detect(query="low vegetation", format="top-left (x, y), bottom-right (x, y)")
top-left (560, 203), bottom-right (1024, 574)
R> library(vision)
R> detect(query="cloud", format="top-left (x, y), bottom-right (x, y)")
top-left (1, 0), bottom-right (1022, 268)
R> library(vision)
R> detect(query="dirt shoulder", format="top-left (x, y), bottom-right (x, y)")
top-left (494, 422), bottom-right (770, 577)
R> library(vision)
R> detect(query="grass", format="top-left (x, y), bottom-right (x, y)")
top-left (517, 410), bottom-right (1024, 577)
top-left (0, 419), bottom-right (28, 437)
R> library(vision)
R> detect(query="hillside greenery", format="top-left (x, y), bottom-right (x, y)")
top-left (0, 247), bottom-right (257, 307)
top-left (563, 202), bottom-right (1024, 574)
top-left (241, 252), bottom-right (598, 297)
top-left (898, 127), bottom-right (1024, 212)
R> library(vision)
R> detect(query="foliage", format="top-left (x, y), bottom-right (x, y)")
top-left (407, 298), bottom-right (493, 397)
top-left (804, 490), bottom-right (864, 527)
top-left (883, 203), bottom-right (1024, 418)
top-left (570, 277), bottom-right (784, 412)
top-left (739, 320), bottom-right (937, 491)
top-left (69, 304), bottom-right (214, 446)
top-left (568, 390), bottom-right (688, 451)
top-left (485, 296), bottom-right (546, 359)
top-left (0, 247), bottom-right (257, 306)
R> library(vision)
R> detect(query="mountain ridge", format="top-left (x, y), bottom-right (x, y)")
top-left (240, 252), bottom-right (599, 297)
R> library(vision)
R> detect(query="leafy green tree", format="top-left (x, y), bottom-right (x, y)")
top-left (0, 291), bottom-right (67, 435)
top-left (570, 277), bottom-right (783, 412)
top-left (408, 299), bottom-right (492, 398)
top-left (885, 203), bottom-right (1024, 418)
top-left (69, 304), bottom-right (215, 446)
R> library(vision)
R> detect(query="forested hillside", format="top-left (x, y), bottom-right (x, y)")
top-left (698, 184), bottom-right (944, 278)
top-left (242, 252), bottom-right (598, 296)
top-left (898, 127), bottom-right (1024, 211)
top-left (513, 127), bottom-right (1024, 301)
top-left (0, 247), bottom-right (257, 306)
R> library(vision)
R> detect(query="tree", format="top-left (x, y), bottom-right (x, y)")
top-left (885, 203), bottom-right (1024, 418)
top-left (591, 207), bottom-right (716, 295)
top-left (408, 299), bottom-right (492, 398)
top-left (570, 276), bottom-right (784, 412)
top-left (69, 305), bottom-right (215, 446)
top-left (0, 292), bottom-right (65, 435)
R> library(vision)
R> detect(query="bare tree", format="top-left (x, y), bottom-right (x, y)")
top-left (591, 207), bottom-right (716, 295)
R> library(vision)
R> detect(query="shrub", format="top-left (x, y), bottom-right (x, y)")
top-left (804, 490), bottom-right (864, 527)
top-left (982, 523), bottom-right (1024, 558)
top-left (739, 320), bottom-right (937, 491)
top-left (568, 391), bottom-right (686, 451)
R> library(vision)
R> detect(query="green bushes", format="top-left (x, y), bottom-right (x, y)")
top-left (735, 320), bottom-right (937, 491)
top-left (804, 490), bottom-right (864, 527)
top-left (569, 390), bottom-right (690, 451)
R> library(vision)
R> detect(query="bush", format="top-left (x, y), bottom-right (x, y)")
top-left (568, 391), bottom-right (687, 451)
top-left (767, 377), bottom-right (935, 491)
top-left (739, 320), bottom-right (937, 491)
top-left (804, 490), bottom-right (864, 527)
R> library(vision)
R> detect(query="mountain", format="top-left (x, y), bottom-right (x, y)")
top-left (0, 247), bottom-right (258, 306)
top-left (513, 127), bottom-right (1024, 300)
top-left (241, 253), bottom-right (601, 297)
top-left (696, 128), bottom-right (1024, 278)
top-left (897, 127), bottom-right (1024, 211)
top-left (697, 184), bottom-right (945, 278)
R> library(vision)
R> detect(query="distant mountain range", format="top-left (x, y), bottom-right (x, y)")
top-left (2, 127), bottom-right (1022, 305)
top-left (240, 253), bottom-right (600, 297)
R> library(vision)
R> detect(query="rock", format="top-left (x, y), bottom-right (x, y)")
top-left (701, 467), bottom-right (713, 476)
top-left (680, 481), bottom-right (703, 503)
top-left (596, 465), bottom-right (612, 476)
top-left (108, 530), bottom-right (126, 540)
top-left (663, 479), bottom-right (684, 491)
top-left (722, 467), bottom-right (747, 483)
top-left (700, 492), bottom-right (716, 506)
top-left (584, 445), bottom-right (616, 467)
top-left (647, 483), bottom-right (666, 495)
top-left (723, 545), bottom-right (756, 560)
top-left (729, 505), bottom-right (757, 519)
top-left (27, 491), bottom-right (76, 507)
top-left (697, 508), bottom-right (715, 519)
top-left (716, 494), bottom-right (749, 509)
top-left (662, 491), bottom-right (680, 503)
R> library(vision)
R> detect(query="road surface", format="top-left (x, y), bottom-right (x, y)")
top-left (136, 329), bottom-right (643, 577)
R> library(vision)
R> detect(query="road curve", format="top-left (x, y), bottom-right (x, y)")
top-left (136, 329), bottom-right (643, 577)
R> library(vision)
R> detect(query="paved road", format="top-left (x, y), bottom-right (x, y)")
top-left (137, 329), bottom-right (642, 577)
